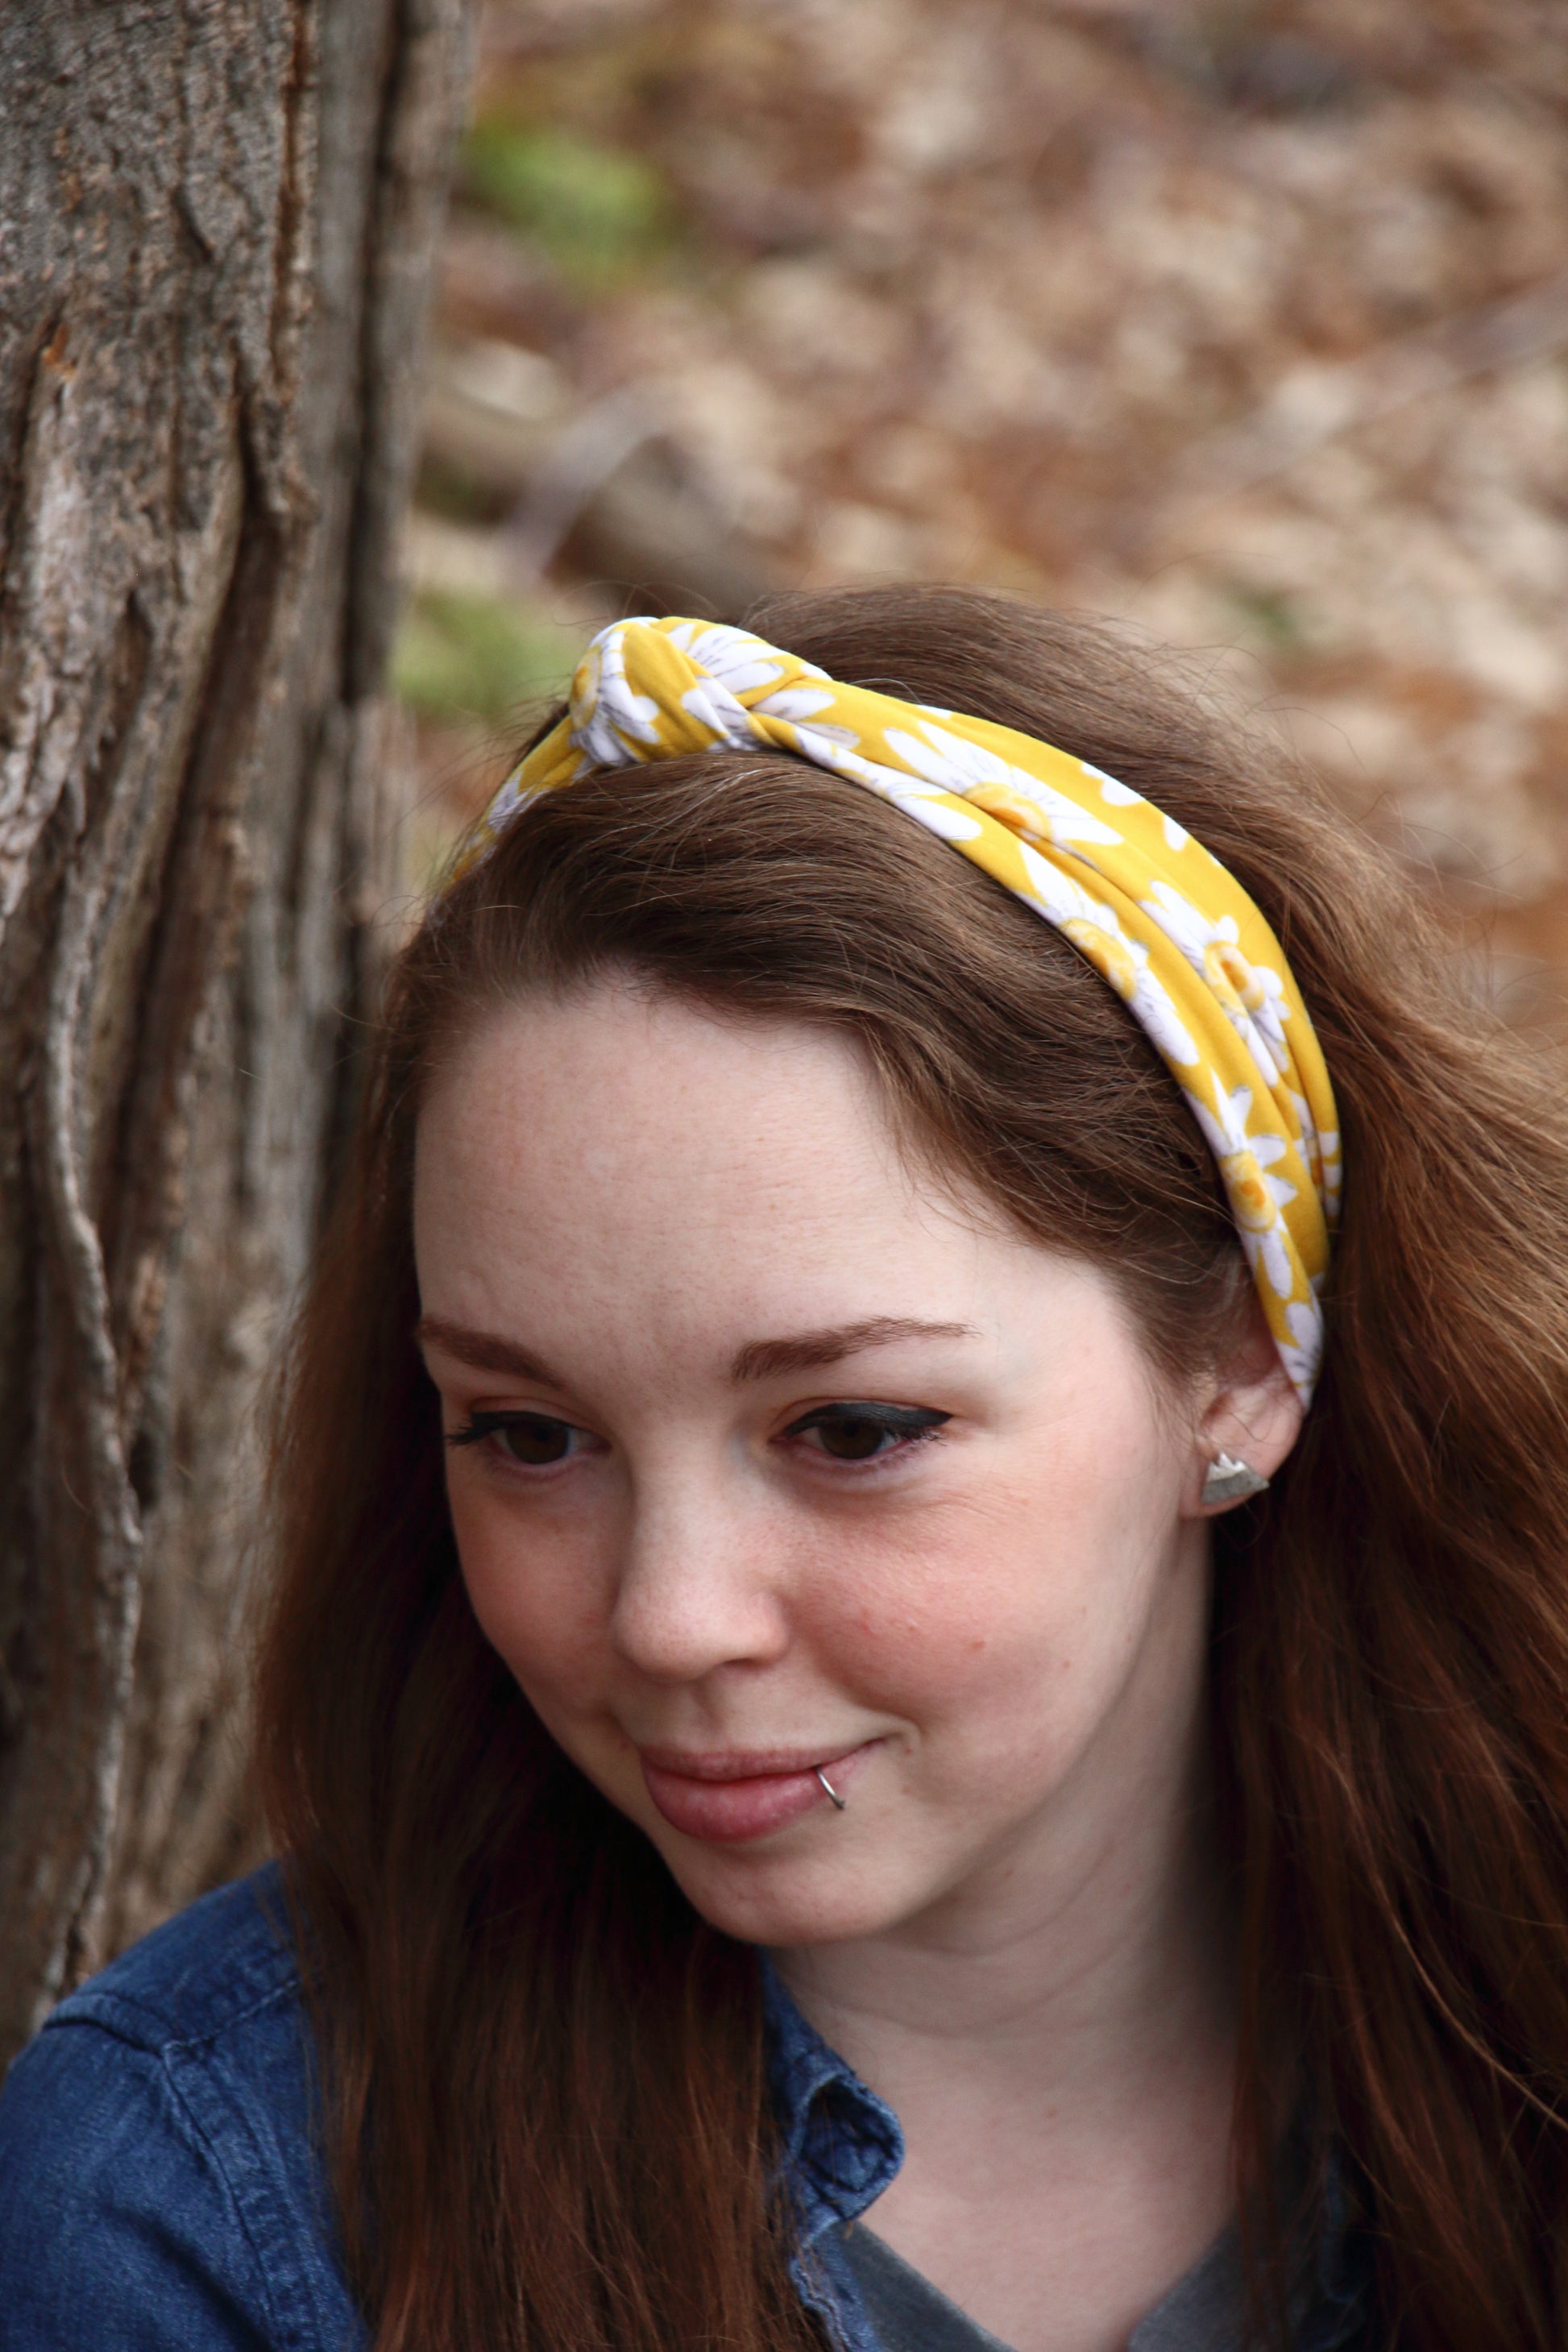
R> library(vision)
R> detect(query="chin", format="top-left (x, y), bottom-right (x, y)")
top-left (656, 1842), bottom-right (910, 1949)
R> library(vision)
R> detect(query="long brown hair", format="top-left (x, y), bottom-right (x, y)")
top-left (256, 587), bottom-right (1568, 2351)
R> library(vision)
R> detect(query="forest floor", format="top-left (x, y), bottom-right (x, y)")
top-left (395, 0), bottom-right (1568, 1028)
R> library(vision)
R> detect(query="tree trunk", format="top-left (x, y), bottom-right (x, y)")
top-left (0, 0), bottom-right (471, 2064)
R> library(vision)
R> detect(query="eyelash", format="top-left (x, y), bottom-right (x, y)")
top-left (446, 1411), bottom-right (591, 1467)
top-left (444, 1402), bottom-right (952, 1471)
top-left (786, 1403), bottom-right (951, 1464)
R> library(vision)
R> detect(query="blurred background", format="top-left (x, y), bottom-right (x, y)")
top-left (394, 0), bottom-right (1568, 1024)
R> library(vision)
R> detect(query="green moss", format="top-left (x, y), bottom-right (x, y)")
top-left (1221, 581), bottom-right (1311, 651)
top-left (461, 120), bottom-right (676, 286)
top-left (392, 589), bottom-right (577, 726)
top-left (413, 450), bottom-right (503, 526)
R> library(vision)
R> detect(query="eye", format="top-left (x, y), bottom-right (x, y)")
top-left (785, 1403), bottom-right (950, 1462)
top-left (446, 1410), bottom-right (585, 1466)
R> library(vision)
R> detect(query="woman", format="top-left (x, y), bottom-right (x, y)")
top-left (3, 587), bottom-right (1567, 2352)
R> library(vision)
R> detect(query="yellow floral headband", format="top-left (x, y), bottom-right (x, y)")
top-left (457, 616), bottom-right (1341, 1405)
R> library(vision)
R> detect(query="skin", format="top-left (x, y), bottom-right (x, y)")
top-left (414, 978), bottom-right (1301, 2352)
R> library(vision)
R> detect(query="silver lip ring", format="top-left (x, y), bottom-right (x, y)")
top-left (815, 1766), bottom-right (847, 1811)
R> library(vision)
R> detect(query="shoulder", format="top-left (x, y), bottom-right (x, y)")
top-left (45, 1860), bottom-right (301, 2052)
top-left (0, 1864), bottom-right (363, 2352)
top-left (19, 1863), bottom-right (321, 2207)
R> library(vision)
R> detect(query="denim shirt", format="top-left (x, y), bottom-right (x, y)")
top-left (760, 1962), bottom-right (1373, 2352)
top-left (0, 1865), bottom-right (1372, 2350)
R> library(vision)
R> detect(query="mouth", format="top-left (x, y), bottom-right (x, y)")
top-left (637, 1740), bottom-right (877, 1843)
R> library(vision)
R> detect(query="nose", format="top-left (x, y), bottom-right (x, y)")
top-left (608, 1466), bottom-right (792, 1686)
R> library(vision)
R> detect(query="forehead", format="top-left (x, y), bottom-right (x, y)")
top-left (416, 985), bottom-right (953, 1271)
top-left (411, 984), bottom-right (1076, 1353)
top-left (412, 984), bottom-right (1150, 1410)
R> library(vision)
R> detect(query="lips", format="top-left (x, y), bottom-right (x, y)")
top-left (638, 1742), bottom-right (871, 1843)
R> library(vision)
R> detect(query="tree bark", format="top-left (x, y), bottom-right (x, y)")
top-left (0, 0), bottom-right (471, 2063)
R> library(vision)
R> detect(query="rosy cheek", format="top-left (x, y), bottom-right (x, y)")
top-left (799, 1497), bottom-right (1075, 1718)
top-left (447, 1483), bottom-right (611, 1695)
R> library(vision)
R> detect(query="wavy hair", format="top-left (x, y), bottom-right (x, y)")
top-left (256, 587), bottom-right (1568, 2351)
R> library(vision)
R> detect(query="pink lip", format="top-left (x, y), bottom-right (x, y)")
top-left (638, 1742), bottom-right (875, 1843)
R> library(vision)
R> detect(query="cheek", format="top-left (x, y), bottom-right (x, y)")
top-left (799, 1450), bottom-right (1177, 1748)
top-left (801, 1486), bottom-right (1097, 1703)
top-left (446, 1476), bottom-right (612, 1699)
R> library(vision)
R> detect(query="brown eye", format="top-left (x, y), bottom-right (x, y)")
top-left (815, 1416), bottom-right (894, 1461)
top-left (788, 1404), bottom-right (951, 1462)
top-left (496, 1416), bottom-right (573, 1466)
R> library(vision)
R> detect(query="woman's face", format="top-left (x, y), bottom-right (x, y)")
top-left (414, 982), bottom-right (1277, 1950)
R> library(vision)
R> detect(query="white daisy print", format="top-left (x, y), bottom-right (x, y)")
top-left (884, 722), bottom-right (1123, 848)
top-left (1140, 881), bottom-right (1292, 1082)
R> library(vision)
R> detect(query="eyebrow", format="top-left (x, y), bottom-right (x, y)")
top-left (417, 1312), bottom-right (977, 1392)
top-left (729, 1317), bottom-right (977, 1384)
top-left (416, 1317), bottom-right (566, 1388)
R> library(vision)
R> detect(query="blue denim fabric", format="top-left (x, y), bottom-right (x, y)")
top-left (0, 1869), bottom-right (363, 2351)
top-left (759, 1957), bottom-right (905, 2352)
top-left (0, 1865), bottom-right (1372, 2351)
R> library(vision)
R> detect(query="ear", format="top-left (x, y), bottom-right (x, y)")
top-left (1181, 1288), bottom-right (1305, 1520)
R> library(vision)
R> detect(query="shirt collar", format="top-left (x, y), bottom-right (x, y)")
top-left (759, 1958), bottom-right (1375, 2352)
top-left (760, 1956), bottom-right (905, 2245)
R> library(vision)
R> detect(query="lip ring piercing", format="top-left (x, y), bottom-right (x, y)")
top-left (815, 1767), bottom-right (847, 1811)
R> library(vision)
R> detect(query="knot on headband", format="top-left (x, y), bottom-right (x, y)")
top-left (458, 616), bottom-right (1341, 1405)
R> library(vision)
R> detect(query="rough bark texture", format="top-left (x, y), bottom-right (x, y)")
top-left (0, 0), bottom-right (471, 2064)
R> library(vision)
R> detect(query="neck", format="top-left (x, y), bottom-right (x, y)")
top-left (773, 1690), bottom-right (1234, 2118)
top-left (769, 1662), bottom-right (1239, 2352)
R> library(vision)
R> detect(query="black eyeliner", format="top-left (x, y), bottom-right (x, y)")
top-left (786, 1402), bottom-right (951, 1437)
top-left (446, 1409), bottom-right (554, 1450)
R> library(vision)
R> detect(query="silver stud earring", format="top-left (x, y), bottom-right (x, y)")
top-left (1201, 1451), bottom-right (1270, 1507)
